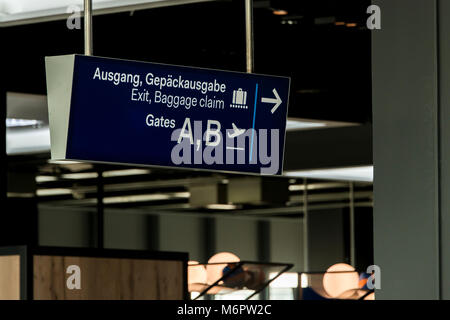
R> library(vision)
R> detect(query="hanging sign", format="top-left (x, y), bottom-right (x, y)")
top-left (45, 55), bottom-right (290, 175)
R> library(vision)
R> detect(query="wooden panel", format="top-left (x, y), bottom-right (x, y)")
top-left (0, 255), bottom-right (20, 300)
top-left (33, 255), bottom-right (184, 300)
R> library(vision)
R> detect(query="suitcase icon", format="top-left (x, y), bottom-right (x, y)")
top-left (232, 89), bottom-right (247, 106)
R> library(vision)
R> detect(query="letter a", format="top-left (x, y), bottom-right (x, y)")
top-left (367, 5), bottom-right (381, 30)
top-left (366, 265), bottom-right (381, 290)
top-left (66, 265), bottom-right (81, 290)
top-left (66, 5), bottom-right (81, 30)
top-left (93, 67), bottom-right (101, 80)
top-left (178, 118), bottom-right (194, 144)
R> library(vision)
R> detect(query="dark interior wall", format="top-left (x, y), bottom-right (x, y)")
top-left (37, 207), bottom-right (303, 266)
top-left (354, 206), bottom-right (373, 271)
top-left (38, 206), bottom-right (94, 248)
top-left (307, 208), bottom-right (346, 271)
top-left (37, 205), bottom-right (373, 273)
top-left (306, 206), bottom-right (374, 272)
top-left (284, 125), bottom-right (373, 171)
top-left (372, 0), bottom-right (441, 299)
top-left (270, 218), bottom-right (303, 272)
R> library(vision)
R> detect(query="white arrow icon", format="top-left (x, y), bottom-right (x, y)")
top-left (261, 88), bottom-right (282, 114)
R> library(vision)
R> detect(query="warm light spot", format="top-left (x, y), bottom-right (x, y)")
top-left (322, 263), bottom-right (360, 298)
top-left (188, 262), bottom-right (207, 283)
top-left (346, 23), bottom-right (358, 27)
top-left (364, 292), bottom-right (375, 300)
top-left (300, 273), bottom-right (309, 288)
top-left (335, 22), bottom-right (346, 26)
top-left (273, 9), bottom-right (288, 16)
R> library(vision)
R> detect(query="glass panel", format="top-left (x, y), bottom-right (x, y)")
top-left (189, 262), bottom-right (292, 300)
top-left (299, 271), bottom-right (374, 300)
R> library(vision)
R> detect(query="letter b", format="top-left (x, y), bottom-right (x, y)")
top-left (206, 120), bottom-right (221, 147)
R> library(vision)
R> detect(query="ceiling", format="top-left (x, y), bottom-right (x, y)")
top-left (0, 0), bottom-right (372, 123)
top-left (7, 158), bottom-right (373, 217)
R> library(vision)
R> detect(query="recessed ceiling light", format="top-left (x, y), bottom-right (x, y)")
top-left (286, 118), bottom-right (358, 131)
top-left (61, 172), bottom-right (99, 180)
top-left (102, 168), bottom-right (151, 178)
top-left (273, 9), bottom-right (288, 16)
top-left (35, 176), bottom-right (58, 183)
top-left (37, 188), bottom-right (72, 196)
top-left (285, 166), bottom-right (374, 182)
top-left (6, 118), bottom-right (43, 128)
top-left (48, 160), bottom-right (83, 165)
top-left (206, 204), bottom-right (238, 210)
top-left (286, 119), bottom-right (326, 131)
top-left (103, 192), bottom-right (190, 204)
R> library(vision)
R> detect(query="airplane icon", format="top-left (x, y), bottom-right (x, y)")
top-left (227, 123), bottom-right (245, 139)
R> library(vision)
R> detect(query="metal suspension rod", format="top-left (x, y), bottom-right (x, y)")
top-left (84, 0), bottom-right (93, 56)
top-left (349, 182), bottom-right (356, 267)
top-left (96, 167), bottom-right (104, 248)
top-left (245, 0), bottom-right (254, 73)
top-left (303, 178), bottom-right (309, 272)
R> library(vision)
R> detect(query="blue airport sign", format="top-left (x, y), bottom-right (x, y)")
top-left (45, 55), bottom-right (290, 175)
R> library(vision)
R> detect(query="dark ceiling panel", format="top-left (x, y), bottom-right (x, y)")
top-left (254, 0), bottom-right (372, 123)
top-left (1, 1), bottom-right (245, 94)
